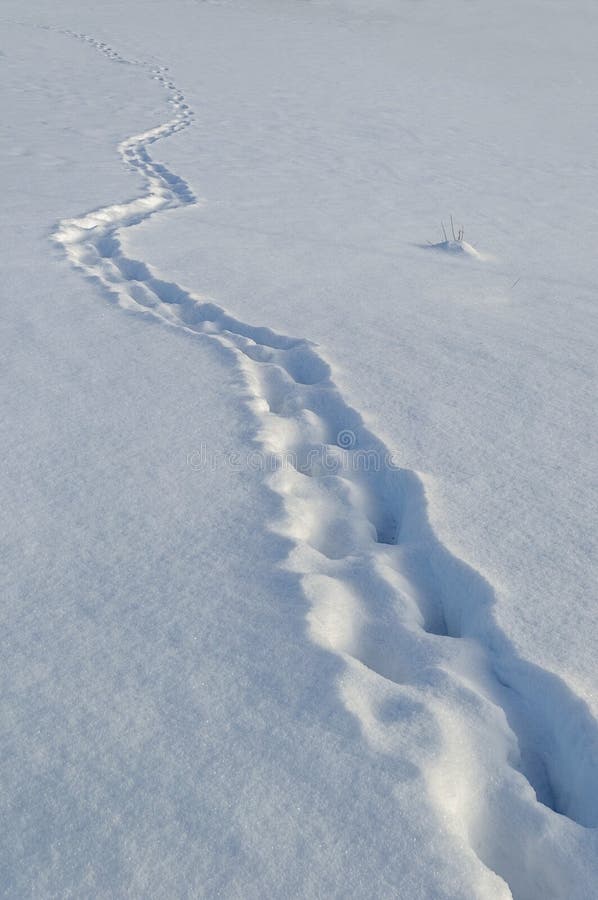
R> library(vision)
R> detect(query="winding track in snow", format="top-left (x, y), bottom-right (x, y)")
top-left (50, 27), bottom-right (598, 899)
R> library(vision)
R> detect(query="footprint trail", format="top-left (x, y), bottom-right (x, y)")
top-left (53, 29), bottom-right (598, 900)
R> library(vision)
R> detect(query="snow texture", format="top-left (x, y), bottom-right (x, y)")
top-left (1, 2), bottom-right (597, 897)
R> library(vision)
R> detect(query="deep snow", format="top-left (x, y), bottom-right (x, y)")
top-left (1, 2), bottom-right (597, 897)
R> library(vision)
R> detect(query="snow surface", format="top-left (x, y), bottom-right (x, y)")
top-left (1, 1), bottom-right (598, 897)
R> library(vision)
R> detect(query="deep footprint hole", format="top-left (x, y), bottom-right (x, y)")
top-left (118, 257), bottom-right (151, 281)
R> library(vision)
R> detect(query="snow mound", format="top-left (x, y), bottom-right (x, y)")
top-left (433, 238), bottom-right (479, 255)
top-left (426, 238), bottom-right (486, 259)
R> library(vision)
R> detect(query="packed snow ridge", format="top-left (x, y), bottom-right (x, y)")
top-left (53, 28), bottom-right (598, 899)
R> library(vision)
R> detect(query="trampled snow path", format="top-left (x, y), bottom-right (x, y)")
top-left (52, 29), bottom-right (598, 899)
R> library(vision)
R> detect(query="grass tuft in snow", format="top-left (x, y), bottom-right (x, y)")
top-left (425, 216), bottom-right (484, 259)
